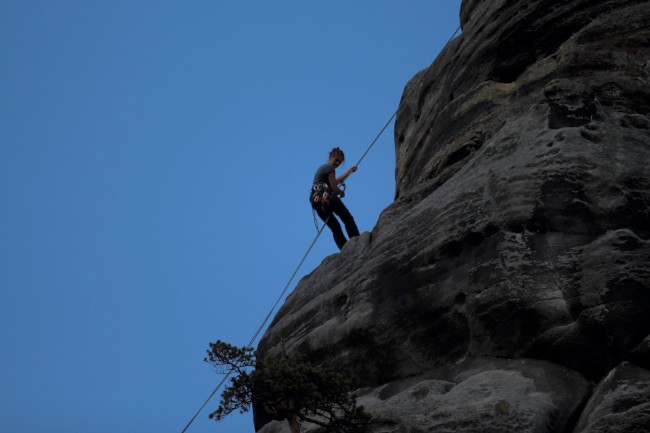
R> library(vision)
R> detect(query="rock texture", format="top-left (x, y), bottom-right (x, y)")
top-left (257, 0), bottom-right (650, 431)
top-left (574, 362), bottom-right (650, 433)
top-left (356, 358), bottom-right (591, 433)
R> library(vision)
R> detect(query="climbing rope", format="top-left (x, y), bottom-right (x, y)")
top-left (355, 24), bottom-right (462, 167)
top-left (180, 23), bottom-right (462, 433)
top-left (180, 221), bottom-right (327, 433)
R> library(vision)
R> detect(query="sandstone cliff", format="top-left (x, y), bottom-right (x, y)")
top-left (257, 0), bottom-right (650, 432)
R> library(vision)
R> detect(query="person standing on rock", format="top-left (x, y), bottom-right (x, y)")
top-left (310, 147), bottom-right (360, 249)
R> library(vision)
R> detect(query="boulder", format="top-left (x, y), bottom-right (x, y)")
top-left (574, 362), bottom-right (650, 433)
top-left (357, 358), bottom-right (590, 433)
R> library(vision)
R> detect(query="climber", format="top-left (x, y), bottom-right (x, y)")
top-left (310, 147), bottom-right (360, 249)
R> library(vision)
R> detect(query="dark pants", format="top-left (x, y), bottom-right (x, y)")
top-left (312, 196), bottom-right (360, 249)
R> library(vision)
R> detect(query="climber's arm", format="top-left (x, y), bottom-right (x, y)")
top-left (337, 166), bottom-right (358, 184)
top-left (328, 171), bottom-right (345, 197)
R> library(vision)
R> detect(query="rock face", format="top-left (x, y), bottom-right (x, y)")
top-left (257, 0), bottom-right (650, 432)
top-left (574, 362), bottom-right (650, 433)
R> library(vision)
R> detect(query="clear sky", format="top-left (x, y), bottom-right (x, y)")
top-left (1, 1), bottom-right (462, 432)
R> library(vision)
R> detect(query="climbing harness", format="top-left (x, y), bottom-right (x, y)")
top-left (311, 182), bottom-right (346, 229)
top-left (181, 23), bottom-right (463, 433)
top-left (311, 182), bottom-right (332, 207)
top-left (311, 182), bottom-right (345, 207)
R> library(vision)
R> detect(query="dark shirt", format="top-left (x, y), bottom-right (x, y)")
top-left (313, 163), bottom-right (335, 187)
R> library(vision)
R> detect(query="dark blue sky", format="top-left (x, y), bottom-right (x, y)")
top-left (1, 1), bottom-right (462, 432)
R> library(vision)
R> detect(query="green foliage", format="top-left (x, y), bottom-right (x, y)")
top-left (205, 340), bottom-right (255, 375)
top-left (204, 340), bottom-right (370, 433)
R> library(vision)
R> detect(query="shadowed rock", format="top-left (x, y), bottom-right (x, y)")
top-left (575, 362), bottom-right (650, 433)
top-left (256, 0), bottom-right (650, 431)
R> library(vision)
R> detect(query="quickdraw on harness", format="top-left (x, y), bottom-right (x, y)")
top-left (311, 182), bottom-right (346, 230)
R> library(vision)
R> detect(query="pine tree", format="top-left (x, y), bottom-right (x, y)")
top-left (205, 340), bottom-right (370, 433)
